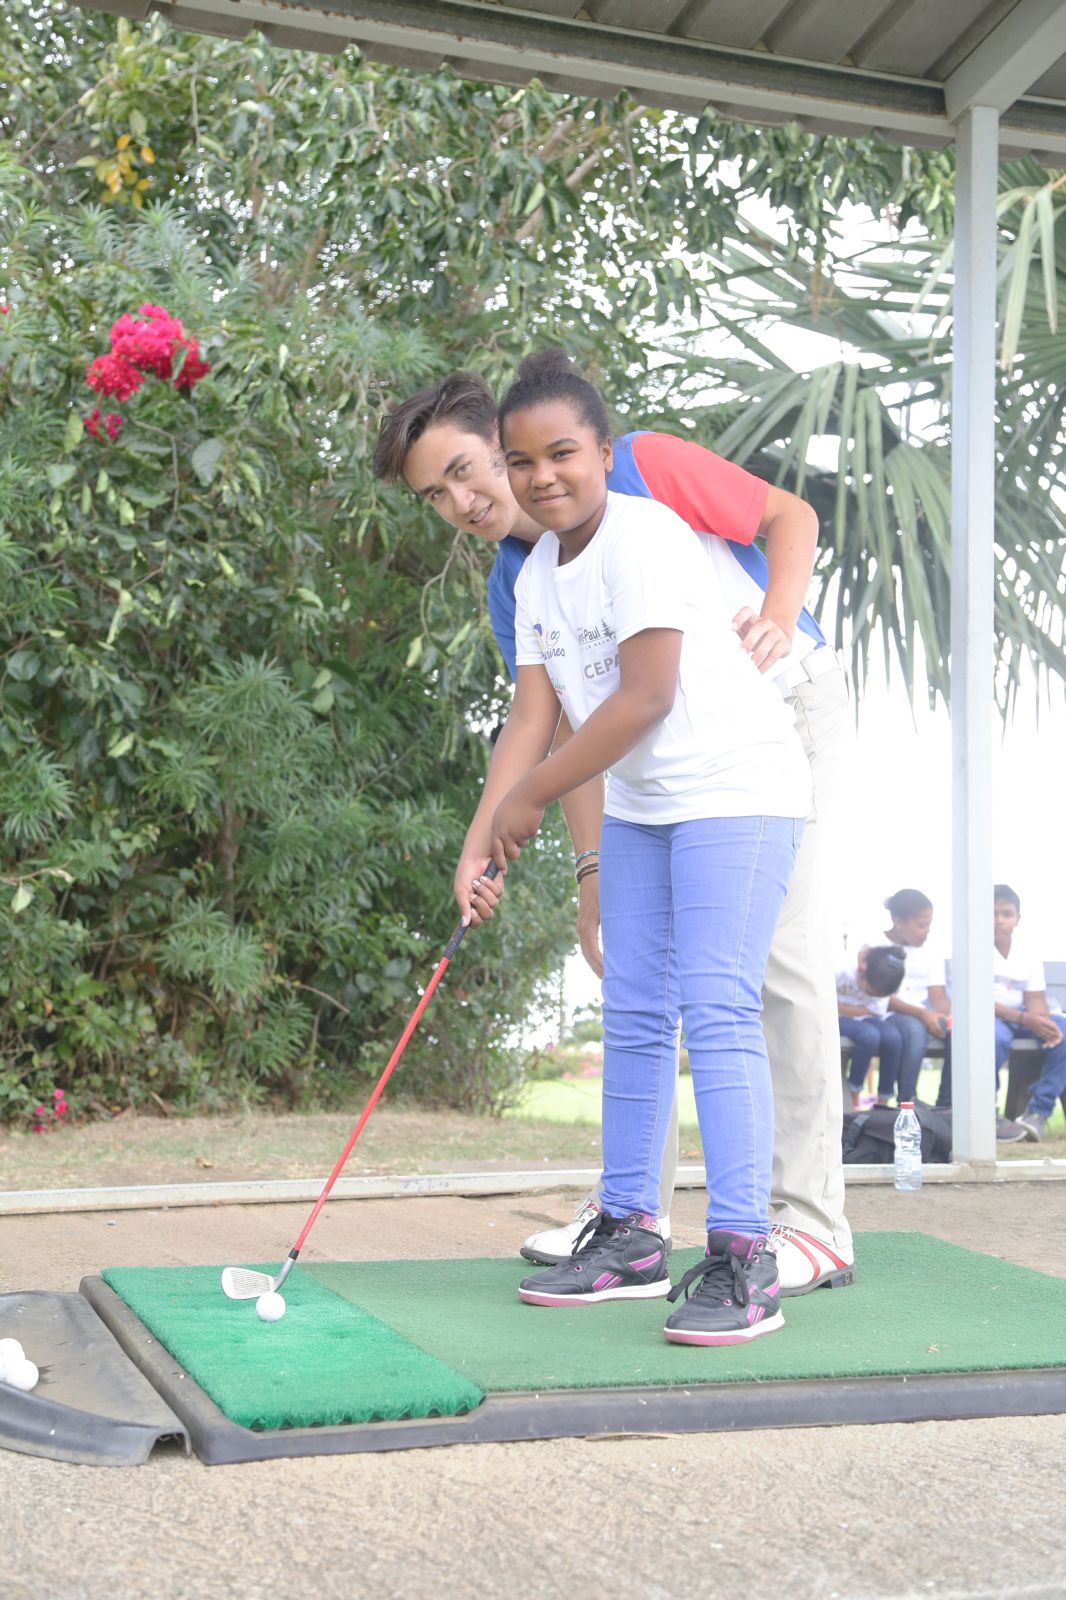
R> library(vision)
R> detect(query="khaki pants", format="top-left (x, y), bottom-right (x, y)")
top-left (597, 662), bottom-right (852, 1250)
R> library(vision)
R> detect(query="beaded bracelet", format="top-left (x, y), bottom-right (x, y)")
top-left (574, 849), bottom-right (599, 869)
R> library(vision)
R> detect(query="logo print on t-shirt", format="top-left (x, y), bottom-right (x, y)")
top-left (533, 622), bottom-right (565, 660)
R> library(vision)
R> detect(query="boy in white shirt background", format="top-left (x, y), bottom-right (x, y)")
top-left (992, 885), bottom-right (1066, 1141)
top-left (934, 884), bottom-right (1066, 1138)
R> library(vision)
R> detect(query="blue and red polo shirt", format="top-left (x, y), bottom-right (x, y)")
top-left (486, 430), bottom-right (825, 678)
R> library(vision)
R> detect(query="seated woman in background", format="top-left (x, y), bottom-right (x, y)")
top-left (861, 889), bottom-right (951, 1105)
top-left (837, 944), bottom-right (907, 1108)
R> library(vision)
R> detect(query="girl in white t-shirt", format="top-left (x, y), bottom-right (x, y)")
top-left (862, 888), bottom-right (951, 1105)
top-left (453, 351), bottom-right (810, 1346)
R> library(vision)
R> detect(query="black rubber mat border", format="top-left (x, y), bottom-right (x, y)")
top-left (80, 1276), bottom-right (1066, 1465)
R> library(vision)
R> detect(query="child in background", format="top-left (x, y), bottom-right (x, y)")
top-left (454, 351), bottom-right (811, 1345)
top-left (837, 944), bottom-right (907, 1108)
top-left (862, 889), bottom-right (951, 1105)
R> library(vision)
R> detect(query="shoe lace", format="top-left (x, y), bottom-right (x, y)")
top-left (768, 1224), bottom-right (793, 1248)
top-left (569, 1210), bottom-right (624, 1260)
top-left (666, 1250), bottom-right (750, 1309)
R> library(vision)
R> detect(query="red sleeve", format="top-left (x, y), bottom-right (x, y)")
top-left (631, 433), bottom-right (768, 547)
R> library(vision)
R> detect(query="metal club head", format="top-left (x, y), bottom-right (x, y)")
top-left (220, 1266), bottom-right (281, 1300)
top-left (220, 1253), bottom-right (297, 1300)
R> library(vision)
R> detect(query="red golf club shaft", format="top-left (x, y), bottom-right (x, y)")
top-left (288, 864), bottom-right (498, 1259)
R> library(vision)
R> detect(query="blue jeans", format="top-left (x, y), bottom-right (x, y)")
top-left (881, 1014), bottom-right (930, 1103)
top-left (997, 1013), bottom-right (1066, 1117)
top-left (598, 813), bottom-right (803, 1238)
top-left (840, 1016), bottom-right (903, 1093)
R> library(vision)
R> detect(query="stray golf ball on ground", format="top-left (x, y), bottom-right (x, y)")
top-left (256, 1291), bottom-right (286, 1321)
top-left (0, 1356), bottom-right (38, 1392)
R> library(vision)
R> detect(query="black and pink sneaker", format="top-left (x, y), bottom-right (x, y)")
top-left (663, 1230), bottom-right (784, 1345)
top-left (517, 1211), bottom-right (671, 1306)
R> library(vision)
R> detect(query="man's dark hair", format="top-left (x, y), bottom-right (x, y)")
top-left (864, 944), bottom-right (907, 999)
top-left (994, 883), bottom-right (1021, 913)
top-left (884, 887), bottom-right (933, 921)
top-left (497, 348), bottom-right (611, 445)
top-left (372, 373), bottom-right (498, 484)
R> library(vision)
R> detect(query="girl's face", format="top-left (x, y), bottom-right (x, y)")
top-left (894, 909), bottom-right (933, 947)
top-left (502, 400), bottom-right (613, 547)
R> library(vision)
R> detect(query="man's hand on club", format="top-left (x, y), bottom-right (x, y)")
top-left (491, 778), bottom-right (546, 870)
top-left (453, 849), bottom-right (505, 928)
top-left (733, 607), bottom-right (792, 673)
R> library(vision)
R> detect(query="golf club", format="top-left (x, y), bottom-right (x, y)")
top-left (221, 861), bottom-right (500, 1300)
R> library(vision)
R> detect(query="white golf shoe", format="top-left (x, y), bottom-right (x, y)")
top-left (768, 1225), bottom-right (856, 1297)
top-left (520, 1194), bottom-right (672, 1266)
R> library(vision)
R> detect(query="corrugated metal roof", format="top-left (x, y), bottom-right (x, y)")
top-left (75, 0), bottom-right (1066, 158)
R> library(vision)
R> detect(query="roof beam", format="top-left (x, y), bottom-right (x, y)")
top-left (944, 0), bottom-right (1066, 121)
top-left (138, 0), bottom-right (949, 129)
top-left (74, 0), bottom-right (1066, 153)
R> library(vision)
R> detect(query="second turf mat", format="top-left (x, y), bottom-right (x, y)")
top-left (309, 1231), bottom-right (1066, 1390)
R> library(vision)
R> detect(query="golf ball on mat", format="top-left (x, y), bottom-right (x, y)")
top-left (0, 1338), bottom-right (24, 1365)
top-left (256, 1292), bottom-right (286, 1321)
top-left (0, 1357), bottom-right (38, 1392)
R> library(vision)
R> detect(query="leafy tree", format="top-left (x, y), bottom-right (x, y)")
top-left (0, 1), bottom-right (1009, 1121)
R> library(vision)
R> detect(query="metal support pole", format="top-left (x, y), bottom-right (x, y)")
top-left (950, 105), bottom-right (999, 1162)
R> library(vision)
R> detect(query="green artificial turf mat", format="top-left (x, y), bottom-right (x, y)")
top-left (309, 1231), bottom-right (1066, 1391)
top-left (101, 1264), bottom-right (483, 1430)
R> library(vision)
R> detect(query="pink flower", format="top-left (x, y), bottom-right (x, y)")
top-left (0, 303), bottom-right (8, 314)
top-left (84, 407), bottom-right (102, 438)
top-left (33, 1105), bottom-right (46, 1117)
top-left (86, 351), bottom-right (145, 401)
top-left (105, 413), bottom-right (123, 439)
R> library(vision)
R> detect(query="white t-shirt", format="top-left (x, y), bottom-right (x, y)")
top-left (993, 935), bottom-right (1046, 1009)
top-left (700, 535), bottom-right (819, 683)
top-left (861, 931), bottom-right (945, 1008)
top-left (835, 958), bottom-right (891, 1018)
top-left (513, 492), bottom-right (812, 825)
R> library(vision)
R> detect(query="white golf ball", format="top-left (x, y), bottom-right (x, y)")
top-left (255, 1291), bottom-right (286, 1322)
top-left (2, 1358), bottom-right (38, 1392)
top-left (0, 1338), bottom-right (24, 1365)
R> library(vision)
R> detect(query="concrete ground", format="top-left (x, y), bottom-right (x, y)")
top-left (2, 1181), bottom-right (1066, 1600)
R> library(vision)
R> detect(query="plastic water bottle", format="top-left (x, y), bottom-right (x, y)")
top-left (893, 1101), bottom-right (922, 1191)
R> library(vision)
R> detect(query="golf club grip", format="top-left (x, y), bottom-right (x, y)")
top-left (290, 858), bottom-right (501, 1252)
top-left (441, 858), bottom-right (500, 958)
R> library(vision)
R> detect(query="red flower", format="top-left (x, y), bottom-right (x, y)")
top-left (0, 303), bottom-right (8, 314)
top-left (84, 408), bottom-right (124, 441)
top-left (110, 307), bottom-right (185, 380)
top-left (86, 351), bottom-right (145, 401)
top-left (86, 303), bottom-right (209, 404)
top-left (174, 336), bottom-right (210, 390)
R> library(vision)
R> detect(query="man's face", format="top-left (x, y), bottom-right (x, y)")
top-left (994, 898), bottom-right (1020, 941)
top-left (402, 423), bottom-right (519, 543)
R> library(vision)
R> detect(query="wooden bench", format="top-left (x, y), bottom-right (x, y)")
top-left (839, 959), bottom-right (1066, 1118)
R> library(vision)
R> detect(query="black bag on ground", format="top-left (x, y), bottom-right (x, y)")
top-left (842, 1102), bottom-right (953, 1164)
